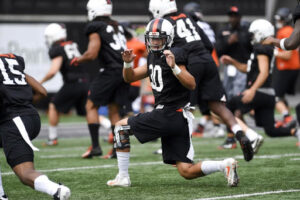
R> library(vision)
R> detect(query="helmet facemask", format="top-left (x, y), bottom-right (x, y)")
top-left (145, 31), bottom-right (172, 53)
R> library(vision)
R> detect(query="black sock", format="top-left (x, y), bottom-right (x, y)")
top-left (111, 125), bottom-right (116, 150)
top-left (88, 123), bottom-right (100, 148)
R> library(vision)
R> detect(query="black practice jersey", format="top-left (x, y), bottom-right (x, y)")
top-left (164, 13), bottom-right (213, 64)
top-left (147, 48), bottom-right (190, 108)
top-left (246, 44), bottom-right (274, 89)
top-left (85, 20), bottom-right (127, 69)
top-left (49, 41), bottom-right (87, 83)
top-left (0, 54), bottom-right (37, 123)
top-left (293, 2), bottom-right (300, 23)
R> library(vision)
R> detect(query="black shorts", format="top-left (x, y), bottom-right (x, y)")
top-left (89, 68), bottom-right (130, 107)
top-left (52, 82), bottom-right (88, 115)
top-left (0, 114), bottom-right (40, 168)
top-left (189, 61), bottom-right (226, 103)
top-left (128, 106), bottom-right (193, 165)
top-left (227, 91), bottom-right (275, 127)
top-left (273, 69), bottom-right (299, 98)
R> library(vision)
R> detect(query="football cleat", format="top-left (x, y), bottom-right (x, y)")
top-left (222, 158), bottom-right (239, 187)
top-left (218, 138), bottom-right (237, 149)
top-left (53, 185), bottom-right (70, 200)
top-left (43, 138), bottom-right (58, 146)
top-left (101, 148), bottom-right (117, 159)
top-left (192, 124), bottom-right (204, 138)
top-left (251, 134), bottom-right (264, 154)
top-left (275, 116), bottom-right (296, 128)
top-left (236, 131), bottom-right (254, 162)
top-left (81, 146), bottom-right (103, 159)
top-left (107, 174), bottom-right (131, 187)
top-left (0, 194), bottom-right (8, 200)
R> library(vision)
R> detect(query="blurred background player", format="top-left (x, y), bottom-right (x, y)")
top-left (215, 6), bottom-right (253, 148)
top-left (41, 23), bottom-right (89, 146)
top-left (0, 54), bottom-right (70, 199)
top-left (183, 2), bottom-right (225, 138)
top-left (149, 0), bottom-right (254, 161)
top-left (107, 18), bottom-right (239, 187)
top-left (272, 7), bottom-right (300, 128)
top-left (71, 0), bottom-right (129, 159)
top-left (221, 19), bottom-right (299, 148)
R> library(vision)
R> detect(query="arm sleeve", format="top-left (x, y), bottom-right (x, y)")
top-left (49, 46), bottom-right (63, 59)
top-left (85, 22), bottom-right (104, 37)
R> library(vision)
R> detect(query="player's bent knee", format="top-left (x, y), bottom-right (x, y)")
top-left (114, 125), bottom-right (132, 149)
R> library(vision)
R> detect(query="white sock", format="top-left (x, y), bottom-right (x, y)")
top-left (0, 168), bottom-right (5, 196)
top-left (49, 126), bottom-right (58, 140)
top-left (199, 117), bottom-right (207, 126)
top-left (231, 124), bottom-right (242, 135)
top-left (245, 128), bottom-right (259, 142)
top-left (117, 152), bottom-right (130, 177)
top-left (34, 175), bottom-right (59, 196)
top-left (100, 117), bottom-right (111, 129)
top-left (201, 161), bottom-right (224, 175)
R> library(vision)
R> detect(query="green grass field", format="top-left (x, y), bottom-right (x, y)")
top-left (1, 131), bottom-right (300, 200)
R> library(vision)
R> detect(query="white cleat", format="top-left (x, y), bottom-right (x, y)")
top-left (0, 194), bottom-right (8, 200)
top-left (251, 134), bottom-right (264, 154)
top-left (223, 158), bottom-right (239, 187)
top-left (53, 185), bottom-right (71, 200)
top-left (107, 174), bottom-right (131, 187)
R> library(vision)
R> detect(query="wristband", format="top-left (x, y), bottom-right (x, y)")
top-left (172, 65), bottom-right (181, 75)
top-left (124, 62), bottom-right (133, 69)
top-left (273, 48), bottom-right (279, 56)
top-left (280, 38), bottom-right (287, 50)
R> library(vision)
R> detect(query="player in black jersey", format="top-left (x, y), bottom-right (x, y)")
top-left (106, 18), bottom-right (239, 187)
top-left (148, 0), bottom-right (253, 161)
top-left (0, 54), bottom-right (70, 199)
top-left (41, 23), bottom-right (89, 146)
top-left (220, 19), bottom-right (300, 146)
top-left (263, 1), bottom-right (300, 146)
top-left (70, 0), bottom-right (129, 158)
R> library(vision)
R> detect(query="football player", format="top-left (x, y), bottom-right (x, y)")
top-left (107, 18), bottom-right (239, 187)
top-left (148, 0), bottom-right (254, 161)
top-left (70, 0), bottom-right (129, 158)
top-left (0, 54), bottom-right (70, 199)
top-left (41, 23), bottom-right (89, 146)
top-left (220, 19), bottom-right (299, 145)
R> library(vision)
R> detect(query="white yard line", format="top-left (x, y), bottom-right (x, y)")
top-left (3, 153), bottom-right (300, 175)
top-left (194, 189), bottom-right (300, 200)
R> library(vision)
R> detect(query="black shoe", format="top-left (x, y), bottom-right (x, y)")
top-left (236, 131), bottom-right (253, 162)
top-left (81, 146), bottom-right (103, 159)
top-left (218, 137), bottom-right (237, 149)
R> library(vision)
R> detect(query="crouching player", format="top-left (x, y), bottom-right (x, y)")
top-left (0, 54), bottom-right (70, 199)
top-left (107, 19), bottom-right (239, 187)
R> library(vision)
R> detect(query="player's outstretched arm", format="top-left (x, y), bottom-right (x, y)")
top-left (122, 49), bottom-right (148, 83)
top-left (40, 56), bottom-right (63, 84)
top-left (263, 20), bottom-right (300, 50)
top-left (163, 50), bottom-right (196, 90)
top-left (220, 55), bottom-right (247, 73)
top-left (26, 74), bottom-right (47, 97)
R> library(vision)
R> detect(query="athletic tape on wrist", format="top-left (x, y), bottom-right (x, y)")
top-left (280, 38), bottom-right (287, 51)
top-left (124, 62), bottom-right (133, 69)
top-left (172, 65), bottom-right (181, 75)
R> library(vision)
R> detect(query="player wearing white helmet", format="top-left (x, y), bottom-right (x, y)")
top-left (149, 0), bottom-right (254, 162)
top-left (220, 19), bottom-right (299, 147)
top-left (41, 23), bottom-right (89, 146)
top-left (71, 0), bottom-right (129, 159)
top-left (106, 18), bottom-right (239, 188)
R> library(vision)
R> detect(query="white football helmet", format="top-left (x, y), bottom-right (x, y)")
top-left (87, 0), bottom-right (112, 21)
top-left (44, 23), bottom-right (67, 47)
top-left (249, 19), bottom-right (274, 44)
top-left (149, 0), bottom-right (177, 18)
top-left (145, 18), bottom-right (174, 53)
